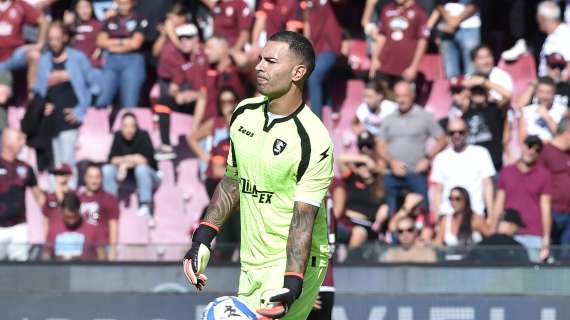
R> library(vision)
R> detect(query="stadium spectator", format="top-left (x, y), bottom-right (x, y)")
top-left (434, 186), bottom-right (492, 247)
top-left (518, 52), bottom-right (570, 108)
top-left (96, 0), bottom-right (147, 109)
top-left (464, 44), bottom-right (513, 107)
top-left (79, 163), bottom-right (120, 260)
top-left (201, 0), bottom-right (253, 51)
top-left (251, 0), bottom-right (303, 49)
top-left (152, 3), bottom-right (189, 80)
top-left (35, 22), bottom-right (101, 183)
top-left (0, 0), bottom-right (48, 89)
top-left (519, 76), bottom-right (567, 143)
top-left (303, 0), bottom-right (342, 119)
top-left (102, 112), bottom-right (159, 222)
top-left (438, 76), bottom-right (470, 129)
top-left (429, 0), bottom-right (481, 78)
top-left (538, 117), bottom-right (570, 259)
top-left (338, 146), bottom-right (389, 249)
top-left (203, 34), bottom-right (248, 120)
top-left (0, 128), bottom-right (44, 261)
top-left (63, 0), bottom-right (103, 68)
top-left (369, 0), bottom-right (429, 85)
top-left (41, 163), bottom-right (72, 236)
top-left (463, 84), bottom-right (509, 171)
top-left (377, 80), bottom-right (447, 214)
top-left (43, 192), bottom-right (107, 261)
top-left (387, 192), bottom-right (433, 242)
top-left (382, 215), bottom-right (437, 263)
top-left (431, 118), bottom-right (495, 217)
top-left (154, 23), bottom-right (207, 160)
top-left (468, 208), bottom-right (530, 263)
top-left (351, 80), bottom-right (397, 137)
top-left (494, 135), bottom-right (552, 262)
top-left (187, 87), bottom-right (237, 185)
top-left (536, 1), bottom-right (570, 77)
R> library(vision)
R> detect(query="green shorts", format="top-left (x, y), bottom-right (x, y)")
top-left (238, 259), bottom-right (328, 320)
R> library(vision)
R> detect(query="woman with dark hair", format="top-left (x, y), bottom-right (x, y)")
top-left (434, 186), bottom-right (492, 247)
top-left (63, 0), bottom-right (103, 68)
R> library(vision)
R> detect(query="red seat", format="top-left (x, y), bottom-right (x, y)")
top-left (418, 54), bottom-right (445, 81)
top-left (348, 39), bottom-right (371, 72)
top-left (424, 80), bottom-right (452, 120)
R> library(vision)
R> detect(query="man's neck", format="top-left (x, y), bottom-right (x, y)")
top-left (85, 188), bottom-right (99, 196)
top-left (398, 0), bottom-right (414, 9)
top-left (517, 160), bottom-right (532, 173)
top-left (399, 105), bottom-right (414, 115)
top-left (216, 55), bottom-right (232, 71)
top-left (453, 144), bottom-right (467, 153)
top-left (267, 87), bottom-right (303, 115)
top-left (1, 150), bottom-right (15, 162)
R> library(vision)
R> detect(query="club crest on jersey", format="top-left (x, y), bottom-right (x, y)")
top-left (273, 139), bottom-right (287, 155)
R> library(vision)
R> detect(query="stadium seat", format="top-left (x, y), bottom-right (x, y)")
top-left (424, 79), bottom-right (452, 120)
top-left (347, 39), bottom-right (371, 73)
top-left (498, 53), bottom-right (537, 108)
top-left (418, 54), bottom-right (445, 81)
top-left (7, 106), bottom-right (25, 129)
top-left (112, 108), bottom-right (155, 133)
top-left (76, 108), bottom-right (113, 163)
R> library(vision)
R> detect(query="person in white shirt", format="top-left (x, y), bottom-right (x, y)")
top-left (536, 0), bottom-right (570, 78)
top-left (520, 76), bottom-right (568, 142)
top-left (431, 118), bottom-right (496, 217)
top-left (464, 44), bottom-right (513, 107)
top-left (352, 80), bottom-right (397, 137)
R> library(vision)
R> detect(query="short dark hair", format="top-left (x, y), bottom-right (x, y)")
top-left (537, 76), bottom-right (556, 88)
top-left (268, 31), bottom-right (315, 79)
top-left (84, 161), bottom-right (101, 174)
top-left (216, 86), bottom-right (239, 116)
top-left (470, 44), bottom-right (493, 61)
top-left (62, 192), bottom-right (81, 213)
top-left (366, 79), bottom-right (389, 96)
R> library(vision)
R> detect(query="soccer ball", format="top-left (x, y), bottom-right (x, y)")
top-left (202, 296), bottom-right (258, 320)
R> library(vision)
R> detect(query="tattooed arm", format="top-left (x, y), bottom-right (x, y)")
top-left (202, 175), bottom-right (241, 228)
top-left (285, 201), bottom-right (319, 274)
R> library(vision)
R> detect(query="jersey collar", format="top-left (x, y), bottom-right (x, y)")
top-left (263, 99), bottom-right (305, 132)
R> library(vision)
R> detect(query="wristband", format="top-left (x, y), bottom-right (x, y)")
top-left (283, 274), bottom-right (303, 300)
top-left (192, 222), bottom-right (219, 247)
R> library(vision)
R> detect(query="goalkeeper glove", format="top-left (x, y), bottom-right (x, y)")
top-left (183, 222), bottom-right (218, 291)
top-left (256, 273), bottom-right (303, 318)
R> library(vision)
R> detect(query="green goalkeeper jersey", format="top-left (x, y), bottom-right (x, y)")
top-left (225, 96), bottom-right (333, 271)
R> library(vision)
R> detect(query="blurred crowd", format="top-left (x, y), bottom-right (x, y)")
top-left (0, 0), bottom-right (568, 264)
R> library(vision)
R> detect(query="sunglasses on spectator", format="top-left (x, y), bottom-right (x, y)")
top-left (448, 130), bottom-right (466, 136)
top-left (397, 227), bottom-right (415, 234)
top-left (179, 35), bottom-right (197, 40)
top-left (449, 195), bottom-right (464, 202)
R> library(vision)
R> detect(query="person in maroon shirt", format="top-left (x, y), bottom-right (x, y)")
top-left (369, 0), bottom-right (429, 84)
top-left (79, 162), bottom-right (119, 260)
top-left (202, 0), bottom-right (253, 51)
top-left (251, 0), bottom-right (304, 49)
top-left (302, 0), bottom-right (342, 119)
top-left (0, 128), bottom-right (44, 261)
top-left (539, 117), bottom-right (570, 259)
top-left (41, 163), bottom-right (73, 237)
top-left (95, 0), bottom-right (147, 109)
top-left (495, 135), bottom-right (552, 262)
top-left (43, 192), bottom-right (107, 261)
top-left (63, 0), bottom-right (103, 68)
top-left (0, 0), bottom-right (48, 88)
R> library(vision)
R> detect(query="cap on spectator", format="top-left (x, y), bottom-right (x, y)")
top-left (49, 163), bottom-right (73, 175)
top-left (546, 52), bottom-right (567, 69)
top-left (502, 208), bottom-right (526, 228)
top-left (357, 131), bottom-right (375, 151)
top-left (449, 76), bottom-right (465, 91)
top-left (524, 135), bottom-right (543, 150)
top-left (176, 24), bottom-right (198, 38)
top-left (0, 71), bottom-right (13, 87)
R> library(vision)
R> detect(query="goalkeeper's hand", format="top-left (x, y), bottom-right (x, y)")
top-left (256, 273), bottom-right (303, 319)
top-left (183, 222), bottom-right (218, 291)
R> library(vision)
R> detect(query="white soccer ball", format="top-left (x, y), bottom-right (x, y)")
top-left (202, 296), bottom-right (258, 320)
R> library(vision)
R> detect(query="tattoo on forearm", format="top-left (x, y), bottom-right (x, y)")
top-left (286, 202), bottom-right (319, 274)
top-left (204, 176), bottom-right (240, 227)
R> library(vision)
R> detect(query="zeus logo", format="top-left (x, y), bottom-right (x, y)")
top-left (241, 178), bottom-right (274, 204)
top-left (238, 126), bottom-right (254, 137)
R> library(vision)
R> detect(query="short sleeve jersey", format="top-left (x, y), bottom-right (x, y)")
top-left (212, 0), bottom-right (253, 47)
top-left (226, 96), bottom-right (333, 270)
top-left (101, 12), bottom-right (147, 40)
top-left (0, 157), bottom-right (37, 226)
top-left (0, 0), bottom-right (41, 60)
top-left (78, 189), bottom-right (120, 238)
top-left (72, 19), bottom-right (102, 67)
top-left (256, 0), bottom-right (303, 38)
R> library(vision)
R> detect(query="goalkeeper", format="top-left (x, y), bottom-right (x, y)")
top-left (183, 30), bottom-right (333, 320)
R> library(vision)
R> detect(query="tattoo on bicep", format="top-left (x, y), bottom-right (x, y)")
top-left (204, 176), bottom-right (240, 227)
top-left (286, 202), bottom-right (319, 273)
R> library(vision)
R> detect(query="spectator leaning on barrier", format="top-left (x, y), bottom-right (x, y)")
top-left (431, 118), bottom-right (495, 217)
top-left (377, 80), bottom-right (447, 214)
top-left (494, 135), bottom-right (552, 262)
top-left (35, 22), bottom-right (101, 183)
top-left (103, 112), bottom-right (159, 223)
top-left (0, 0), bottom-right (48, 89)
top-left (0, 128), bottom-right (45, 261)
top-left (382, 215), bottom-right (437, 263)
top-left (369, 0), bottom-right (429, 85)
top-left (352, 80), bottom-right (397, 137)
top-left (538, 117), bottom-right (570, 259)
top-left (536, 0), bottom-right (570, 78)
top-left (519, 76), bottom-right (567, 143)
top-left (96, 0), bottom-right (147, 109)
top-left (518, 52), bottom-right (570, 108)
top-left (79, 162), bottom-right (120, 261)
top-left (43, 192), bottom-right (107, 261)
top-left (63, 0), bottom-right (103, 68)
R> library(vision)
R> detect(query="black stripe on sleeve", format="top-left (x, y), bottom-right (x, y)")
top-left (230, 139), bottom-right (237, 167)
top-left (294, 116), bottom-right (311, 183)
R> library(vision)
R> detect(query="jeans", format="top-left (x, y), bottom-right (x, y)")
top-left (96, 52), bottom-right (146, 108)
top-left (102, 163), bottom-right (160, 204)
top-left (384, 172), bottom-right (429, 215)
top-left (514, 235), bottom-right (542, 262)
top-left (552, 211), bottom-right (570, 260)
top-left (441, 27), bottom-right (481, 78)
top-left (307, 51), bottom-right (337, 119)
top-left (0, 46), bottom-right (29, 72)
